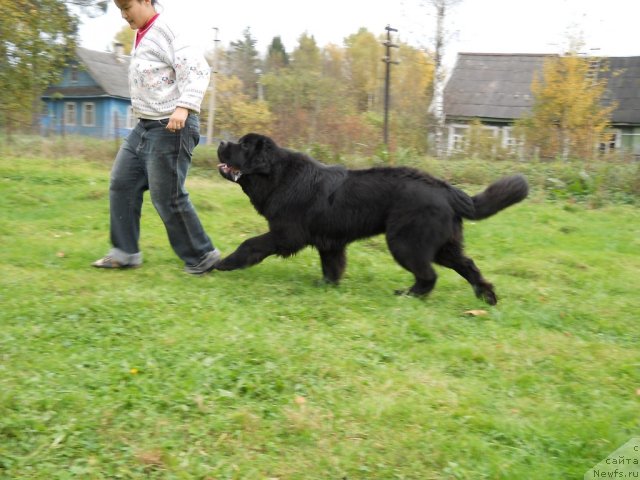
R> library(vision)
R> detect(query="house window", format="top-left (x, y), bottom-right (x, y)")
top-left (82, 103), bottom-right (96, 127)
top-left (502, 127), bottom-right (521, 151)
top-left (598, 131), bottom-right (619, 154)
top-left (448, 124), bottom-right (468, 152)
top-left (64, 102), bottom-right (76, 126)
top-left (71, 65), bottom-right (79, 83)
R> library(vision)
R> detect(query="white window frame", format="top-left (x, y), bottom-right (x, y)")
top-left (111, 108), bottom-right (136, 131)
top-left (448, 123), bottom-right (469, 153)
top-left (64, 102), bottom-right (76, 126)
top-left (502, 126), bottom-right (523, 151)
top-left (82, 102), bottom-right (96, 127)
top-left (447, 123), bottom-right (499, 152)
top-left (481, 125), bottom-right (500, 141)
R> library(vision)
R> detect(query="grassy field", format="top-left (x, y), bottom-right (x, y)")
top-left (0, 155), bottom-right (638, 479)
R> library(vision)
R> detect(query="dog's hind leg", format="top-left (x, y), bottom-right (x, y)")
top-left (435, 241), bottom-right (497, 305)
top-left (386, 238), bottom-right (438, 297)
top-left (403, 266), bottom-right (437, 297)
top-left (318, 247), bottom-right (347, 284)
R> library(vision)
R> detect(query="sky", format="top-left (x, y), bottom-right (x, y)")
top-left (78, 0), bottom-right (640, 69)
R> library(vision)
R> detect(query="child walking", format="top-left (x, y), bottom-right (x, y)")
top-left (93, 0), bottom-right (220, 274)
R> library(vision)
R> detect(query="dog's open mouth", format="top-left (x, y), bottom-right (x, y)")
top-left (218, 163), bottom-right (243, 182)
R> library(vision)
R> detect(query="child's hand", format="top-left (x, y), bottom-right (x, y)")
top-left (166, 107), bottom-right (189, 131)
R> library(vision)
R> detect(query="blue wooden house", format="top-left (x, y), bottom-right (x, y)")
top-left (41, 47), bottom-right (133, 138)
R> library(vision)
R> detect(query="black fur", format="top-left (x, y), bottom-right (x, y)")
top-left (216, 133), bottom-right (528, 304)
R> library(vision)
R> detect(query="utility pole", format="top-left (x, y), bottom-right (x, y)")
top-left (382, 25), bottom-right (399, 146)
top-left (206, 27), bottom-right (220, 145)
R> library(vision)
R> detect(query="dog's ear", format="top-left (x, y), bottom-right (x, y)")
top-left (248, 134), bottom-right (275, 174)
top-left (254, 137), bottom-right (266, 154)
top-left (253, 135), bottom-right (274, 156)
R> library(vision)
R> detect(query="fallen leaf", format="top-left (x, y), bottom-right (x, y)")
top-left (135, 449), bottom-right (164, 468)
top-left (294, 396), bottom-right (306, 405)
top-left (464, 309), bottom-right (488, 317)
top-left (56, 251), bottom-right (66, 258)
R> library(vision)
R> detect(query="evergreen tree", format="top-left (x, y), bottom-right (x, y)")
top-left (265, 36), bottom-right (289, 73)
top-left (291, 33), bottom-right (322, 73)
top-left (227, 27), bottom-right (262, 99)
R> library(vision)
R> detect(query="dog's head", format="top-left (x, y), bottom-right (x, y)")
top-left (217, 133), bottom-right (277, 182)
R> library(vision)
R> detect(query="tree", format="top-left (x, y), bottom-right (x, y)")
top-left (291, 33), bottom-right (322, 73)
top-left (262, 33), bottom-right (346, 147)
top-left (65, 0), bottom-right (108, 17)
top-left (322, 43), bottom-right (346, 83)
top-left (514, 54), bottom-right (615, 160)
top-left (213, 75), bottom-right (272, 137)
top-left (114, 25), bottom-right (135, 54)
top-left (388, 43), bottom-right (435, 152)
top-left (264, 36), bottom-right (289, 73)
top-left (259, 29), bottom-right (435, 155)
top-left (226, 27), bottom-right (262, 99)
top-left (424, 0), bottom-right (462, 157)
top-left (344, 28), bottom-right (381, 112)
top-left (0, 0), bottom-right (78, 132)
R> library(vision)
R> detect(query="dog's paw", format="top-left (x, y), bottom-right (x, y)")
top-left (474, 284), bottom-right (497, 305)
top-left (483, 291), bottom-right (498, 306)
top-left (212, 260), bottom-right (233, 271)
top-left (315, 278), bottom-right (339, 288)
top-left (394, 288), bottom-right (424, 297)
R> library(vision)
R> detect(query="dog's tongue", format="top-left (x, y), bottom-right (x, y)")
top-left (218, 163), bottom-right (243, 182)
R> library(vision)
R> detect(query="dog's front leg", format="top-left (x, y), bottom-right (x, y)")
top-left (215, 232), bottom-right (278, 271)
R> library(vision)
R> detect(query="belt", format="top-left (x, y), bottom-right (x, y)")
top-left (138, 118), bottom-right (166, 130)
top-left (138, 111), bottom-right (197, 122)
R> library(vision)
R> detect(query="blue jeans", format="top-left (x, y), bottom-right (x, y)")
top-left (108, 114), bottom-right (215, 266)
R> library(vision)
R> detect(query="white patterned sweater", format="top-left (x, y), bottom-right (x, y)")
top-left (129, 15), bottom-right (211, 120)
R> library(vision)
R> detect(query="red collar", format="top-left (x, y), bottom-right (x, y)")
top-left (135, 13), bottom-right (160, 47)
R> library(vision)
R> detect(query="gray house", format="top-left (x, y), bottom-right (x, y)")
top-left (443, 52), bottom-right (640, 157)
top-left (41, 47), bottom-right (133, 138)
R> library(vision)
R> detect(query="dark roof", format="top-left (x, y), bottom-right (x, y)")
top-left (444, 53), bottom-right (556, 122)
top-left (43, 47), bottom-right (130, 99)
top-left (444, 52), bottom-right (640, 125)
top-left (602, 56), bottom-right (640, 125)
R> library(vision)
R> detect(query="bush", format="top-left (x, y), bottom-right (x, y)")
top-left (0, 134), bottom-right (118, 163)
top-left (2, 135), bottom-right (638, 205)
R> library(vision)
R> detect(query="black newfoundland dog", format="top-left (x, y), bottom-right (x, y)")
top-left (216, 133), bottom-right (528, 305)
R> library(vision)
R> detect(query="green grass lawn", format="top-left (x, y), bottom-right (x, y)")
top-left (1, 156), bottom-right (638, 479)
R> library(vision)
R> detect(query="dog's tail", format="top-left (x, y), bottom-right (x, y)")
top-left (449, 174), bottom-right (529, 220)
